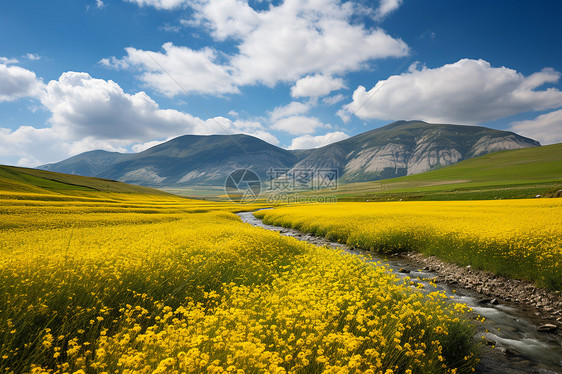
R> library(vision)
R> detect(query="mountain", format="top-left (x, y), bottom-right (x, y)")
top-left (311, 142), bottom-right (562, 201)
top-left (292, 120), bottom-right (540, 182)
top-left (43, 134), bottom-right (297, 186)
top-left (0, 164), bottom-right (170, 195)
top-left (39, 121), bottom-right (540, 187)
top-left (38, 150), bottom-right (132, 177)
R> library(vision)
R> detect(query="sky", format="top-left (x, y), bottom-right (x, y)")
top-left (1, 0), bottom-right (562, 167)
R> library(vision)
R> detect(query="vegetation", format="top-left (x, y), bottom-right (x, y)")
top-left (0, 165), bottom-right (171, 196)
top-left (255, 199), bottom-right (562, 290)
top-left (307, 143), bottom-right (562, 201)
top-left (0, 169), bottom-right (478, 373)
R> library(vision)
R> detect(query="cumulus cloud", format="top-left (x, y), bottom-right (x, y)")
top-left (269, 101), bottom-right (310, 122)
top-left (0, 70), bottom-right (276, 166)
top-left (271, 116), bottom-right (327, 135)
top-left (228, 0), bottom-right (408, 87)
top-left (0, 57), bottom-right (19, 64)
top-left (40, 71), bottom-right (203, 140)
top-left (104, 43), bottom-right (238, 96)
top-left (322, 93), bottom-right (346, 105)
top-left (132, 139), bottom-right (168, 153)
top-left (510, 109), bottom-right (562, 145)
top-left (0, 126), bottom-right (69, 167)
top-left (291, 74), bottom-right (346, 98)
top-left (125, 0), bottom-right (187, 9)
top-left (0, 63), bottom-right (44, 102)
top-left (24, 53), bottom-right (41, 61)
top-left (107, 0), bottom-right (408, 95)
top-left (375, 0), bottom-right (403, 20)
top-left (190, 0), bottom-right (260, 41)
top-left (288, 131), bottom-right (349, 150)
top-left (344, 59), bottom-right (562, 124)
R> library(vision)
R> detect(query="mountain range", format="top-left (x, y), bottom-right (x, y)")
top-left (39, 120), bottom-right (540, 187)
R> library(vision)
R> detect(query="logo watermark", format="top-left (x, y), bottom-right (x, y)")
top-left (224, 169), bottom-right (262, 203)
top-left (224, 167), bottom-right (338, 204)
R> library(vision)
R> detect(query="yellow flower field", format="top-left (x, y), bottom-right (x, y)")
top-left (0, 191), bottom-right (478, 373)
top-left (255, 199), bottom-right (562, 290)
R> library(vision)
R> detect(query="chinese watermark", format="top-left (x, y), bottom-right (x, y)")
top-left (224, 167), bottom-right (338, 204)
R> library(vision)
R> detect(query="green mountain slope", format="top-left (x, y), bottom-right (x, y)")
top-left (321, 143), bottom-right (562, 200)
top-left (388, 142), bottom-right (562, 185)
top-left (288, 120), bottom-right (540, 182)
top-left (0, 165), bottom-right (171, 196)
top-left (39, 121), bottom-right (539, 188)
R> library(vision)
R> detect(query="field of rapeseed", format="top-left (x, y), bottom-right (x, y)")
top-left (0, 189), bottom-right (478, 373)
top-left (255, 199), bottom-right (562, 290)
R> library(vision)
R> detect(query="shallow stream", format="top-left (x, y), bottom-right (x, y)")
top-left (237, 211), bottom-right (562, 374)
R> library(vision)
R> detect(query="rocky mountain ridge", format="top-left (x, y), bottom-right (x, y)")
top-left (39, 121), bottom-right (540, 186)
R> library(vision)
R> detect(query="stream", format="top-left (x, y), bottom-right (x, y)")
top-left (237, 211), bottom-right (562, 374)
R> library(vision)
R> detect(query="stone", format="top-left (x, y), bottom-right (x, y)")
top-left (505, 347), bottom-right (521, 356)
top-left (537, 324), bottom-right (557, 333)
top-left (495, 346), bottom-right (507, 355)
top-left (478, 298), bottom-right (493, 305)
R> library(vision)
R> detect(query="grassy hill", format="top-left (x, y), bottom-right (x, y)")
top-left (316, 143), bottom-right (562, 201)
top-left (0, 165), bottom-right (171, 196)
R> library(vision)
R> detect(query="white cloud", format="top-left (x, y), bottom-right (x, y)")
top-left (99, 56), bottom-right (129, 70)
top-left (189, 0), bottom-right (260, 41)
top-left (0, 63), bottom-right (44, 102)
top-left (344, 59), bottom-right (562, 124)
top-left (24, 53), bottom-right (41, 61)
top-left (0, 70), bottom-right (276, 166)
top-left (104, 43), bottom-right (238, 96)
top-left (159, 24), bottom-right (182, 33)
top-left (272, 116), bottom-right (327, 135)
top-left (288, 131), bottom-right (349, 150)
top-left (510, 109), bottom-right (562, 145)
top-left (40, 71), bottom-right (202, 141)
top-left (96, 0), bottom-right (105, 8)
top-left (322, 93), bottom-right (346, 105)
top-left (0, 57), bottom-right (19, 64)
top-left (108, 0), bottom-right (408, 95)
top-left (375, 0), bottom-right (403, 20)
top-left (241, 129), bottom-right (280, 145)
top-left (269, 101), bottom-right (310, 121)
top-left (223, 119), bottom-right (280, 145)
top-left (228, 0), bottom-right (408, 87)
top-left (291, 74), bottom-right (346, 98)
top-left (125, 0), bottom-right (188, 9)
top-left (131, 139), bottom-right (168, 153)
top-left (0, 127), bottom-right (66, 167)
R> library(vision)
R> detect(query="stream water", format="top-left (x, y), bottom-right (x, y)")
top-left (237, 211), bottom-right (562, 374)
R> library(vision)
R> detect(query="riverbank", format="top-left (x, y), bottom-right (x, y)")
top-left (398, 251), bottom-right (562, 333)
top-left (239, 211), bottom-right (562, 373)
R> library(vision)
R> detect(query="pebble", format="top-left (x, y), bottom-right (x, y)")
top-left (537, 324), bottom-right (558, 333)
top-left (401, 252), bottom-right (562, 329)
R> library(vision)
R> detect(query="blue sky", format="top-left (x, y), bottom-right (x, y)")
top-left (1, 0), bottom-right (562, 166)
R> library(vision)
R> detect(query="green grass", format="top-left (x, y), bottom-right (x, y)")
top-left (163, 144), bottom-right (562, 201)
top-left (318, 143), bottom-right (562, 201)
top-left (0, 165), bottom-right (171, 196)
